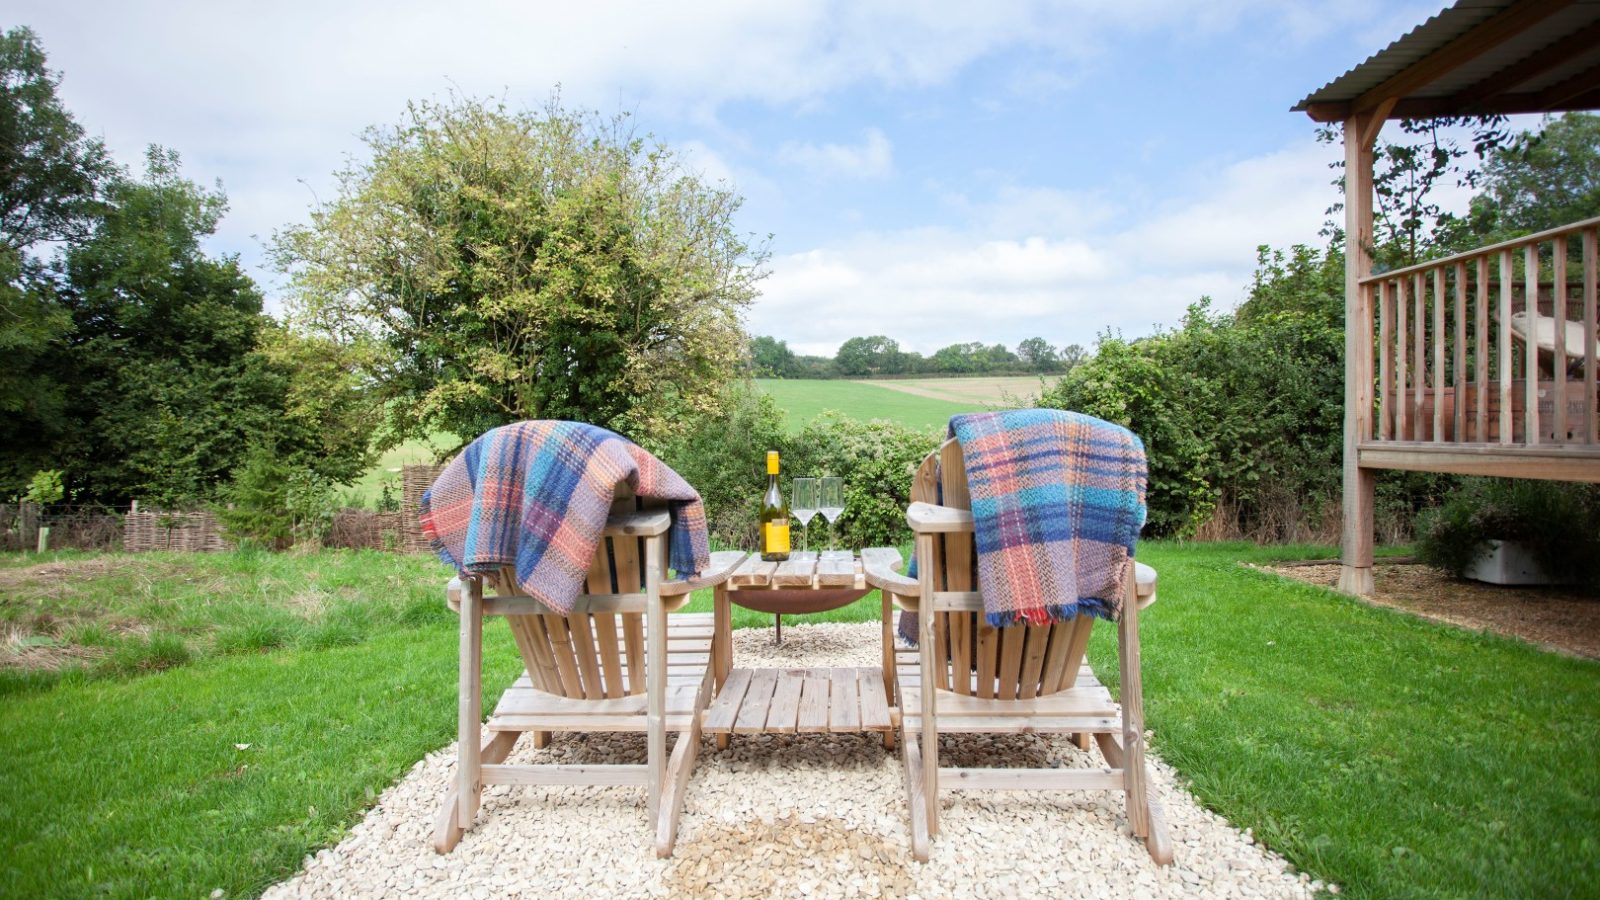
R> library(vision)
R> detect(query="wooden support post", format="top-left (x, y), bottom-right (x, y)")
top-left (645, 537), bottom-right (665, 822)
top-left (1339, 109), bottom-right (1380, 596)
top-left (457, 576), bottom-right (483, 830)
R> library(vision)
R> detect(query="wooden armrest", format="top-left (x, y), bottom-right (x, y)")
top-left (907, 502), bottom-right (973, 533)
top-left (661, 550), bottom-right (748, 596)
top-left (602, 510), bottom-right (671, 537)
top-left (861, 546), bottom-right (917, 594)
top-left (1134, 561), bottom-right (1158, 610)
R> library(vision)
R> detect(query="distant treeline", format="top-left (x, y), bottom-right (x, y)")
top-left (749, 334), bottom-right (1085, 379)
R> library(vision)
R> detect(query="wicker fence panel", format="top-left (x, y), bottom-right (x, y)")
top-left (123, 510), bottom-right (232, 553)
top-left (401, 463), bottom-right (449, 553)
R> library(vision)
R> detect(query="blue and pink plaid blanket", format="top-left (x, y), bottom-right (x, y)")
top-left (900, 409), bottom-right (1147, 643)
top-left (419, 421), bottom-right (711, 616)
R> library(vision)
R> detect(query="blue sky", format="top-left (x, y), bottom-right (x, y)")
top-left (12, 1), bottom-right (1505, 356)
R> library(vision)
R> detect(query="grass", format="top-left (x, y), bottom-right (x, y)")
top-left (1112, 542), bottom-right (1600, 898)
top-left (755, 378), bottom-right (977, 432)
top-left (0, 549), bottom-right (453, 696)
top-left (348, 431), bottom-right (457, 507)
top-left (3, 544), bottom-right (1598, 897)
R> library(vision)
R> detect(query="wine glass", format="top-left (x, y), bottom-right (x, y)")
top-left (819, 476), bottom-right (844, 550)
top-left (791, 477), bottom-right (818, 552)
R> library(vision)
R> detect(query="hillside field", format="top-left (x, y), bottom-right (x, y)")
top-left (755, 376), bottom-right (1059, 432)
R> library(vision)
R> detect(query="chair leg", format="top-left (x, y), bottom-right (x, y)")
top-left (657, 666), bottom-right (714, 857)
top-left (457, 576), bottom-right (484, 832)
top-left (900, 717), bottom-right (930, 862)
top-left (433, 730), bottom-right (519, 853)
top-left (1117, 574), bottom-right (1153, 841)
top-left (917, 535), bottom-right (939, 839)
top-left (645, 539), bottom-right (666, 823)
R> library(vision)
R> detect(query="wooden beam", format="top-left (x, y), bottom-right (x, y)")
top-left (1357, 442), bottom-right (1600, 482)
top-left (1450, 19), bottom-right (1600, 105)
top-left (1538, 61), bottom-right (1600, 109)
top-left (1350, 0), bottom-right (1575, 117)
top-left (1340, 111), bottom-right (1379, 597)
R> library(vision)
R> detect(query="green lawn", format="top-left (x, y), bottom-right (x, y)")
top-left (755, 378), bottom-right (975, 431)
top-left (3, 544), bottom-right (1598, 897)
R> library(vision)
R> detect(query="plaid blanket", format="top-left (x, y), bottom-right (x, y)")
top-left (899, 409), bottom-right (1146, 643)
top-left (419, 420), bottom-right (711, 616)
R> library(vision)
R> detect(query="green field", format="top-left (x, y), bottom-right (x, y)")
top-left (755, 376), bottom-right (1058, 432)
top-left (349, 432), bottom-right (457, 507)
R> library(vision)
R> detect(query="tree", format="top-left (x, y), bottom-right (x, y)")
top-left (0, 27), bottom-right (113, 494)
top-left (834, 335), bottom-right (900, 376)
top-left (1057, 343), bottom-right (1086, 374)
top-left (274, 94), bottom-right (767, 449)
top-left (1467, 112), bottom-right (1600, 239)
top-left (931, 341), bottom-right (986, 373)
top-left (0, 27), bottom-right (113, 252)
top-left (47, 149), bottom-right (374, 505)
top-left (749, 335), bottom-right (797, 378)
top-left (1016, 337), bottom-right (1058, 371)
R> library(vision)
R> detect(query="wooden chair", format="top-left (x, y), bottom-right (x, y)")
top-left (433, 484), bottom-right (746, 857)
top-left (863, 438), bottom-right (1172, 864)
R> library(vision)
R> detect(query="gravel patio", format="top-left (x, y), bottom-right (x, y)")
top-left (265, 623), bottom-right (1332, 899)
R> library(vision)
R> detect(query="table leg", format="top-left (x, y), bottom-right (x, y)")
top-left (774, 613), bottom-right (782, 645)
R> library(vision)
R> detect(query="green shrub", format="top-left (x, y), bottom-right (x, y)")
top-left (785, 413), bottom-right (940, 549)
top-left (655, 382), bottom-right (790, 547)
top-left (659, 385), bottom-right (941, 550)
top-left (217, 446), bottom-right (341, 549)
top-left (1416, 478), bottom-right (1600, 589)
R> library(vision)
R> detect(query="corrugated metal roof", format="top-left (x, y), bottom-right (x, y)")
top-left (1293, 0), bottom-right (1600, 117)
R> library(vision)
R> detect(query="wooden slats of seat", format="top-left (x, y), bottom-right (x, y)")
top-left (702, 667), bottom-right (894, 734)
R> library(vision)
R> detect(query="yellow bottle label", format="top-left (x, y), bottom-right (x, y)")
top-left (764, 521), bottom-right (790, 554)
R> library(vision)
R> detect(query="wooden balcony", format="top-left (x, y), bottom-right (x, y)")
top-left (1357, 216), bottom-right (1600, 483)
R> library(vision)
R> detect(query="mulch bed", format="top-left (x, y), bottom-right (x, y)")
top-left (1264, 561), bottom-right (1600, 660)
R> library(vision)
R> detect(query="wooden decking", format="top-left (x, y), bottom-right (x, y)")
top-left (703, 666), bottom-right (894, 735)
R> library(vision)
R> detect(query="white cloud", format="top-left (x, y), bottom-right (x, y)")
top-left (753, 140), bottom-right (1345, 356)
top-left (778, 128), bottom-right (894, 180)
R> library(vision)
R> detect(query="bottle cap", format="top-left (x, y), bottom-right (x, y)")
top-left (767, 451), bottom-right (779, 475)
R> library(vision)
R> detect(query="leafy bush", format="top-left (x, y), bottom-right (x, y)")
top-left (658, 385), bottom-right (940, 550)
top-left (784, 414), bottom-right (941, 549)
top-left (216, 447), bottom-right (340, 549)
top-left (1040, 275), bottom-right (1346, 539)
top-left (655, 382), bottom-right (790, 548)
top-left (1416, 479), bottom-right (1600, 589)
top-left (24, 469), bottom-right (64, 505)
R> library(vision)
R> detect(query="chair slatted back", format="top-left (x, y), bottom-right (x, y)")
top-left (912, 439), bottom-right (1097, 699)
top-left (493, 483), bottom-right (664, 700)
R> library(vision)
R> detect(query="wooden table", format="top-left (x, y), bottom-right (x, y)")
top-left (726, 550), bottom-right (871, 642)
top-left (705, 548), bottom-right (902, 748)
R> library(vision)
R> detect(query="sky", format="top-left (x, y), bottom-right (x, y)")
top-left (8, 1), bottom-right (1516, 357)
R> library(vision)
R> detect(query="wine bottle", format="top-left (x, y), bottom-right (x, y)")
top-left (760, 450), bottom-right (790, 562)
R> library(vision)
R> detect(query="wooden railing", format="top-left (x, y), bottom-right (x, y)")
top-left (1362, 216), bottom-right (1599, 448)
